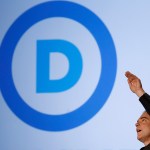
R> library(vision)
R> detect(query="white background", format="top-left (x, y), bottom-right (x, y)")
top-left (1, 0), bottom-right (150, 150)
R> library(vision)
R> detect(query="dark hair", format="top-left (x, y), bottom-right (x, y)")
top-left (143, 110), bottom-right (150, 116)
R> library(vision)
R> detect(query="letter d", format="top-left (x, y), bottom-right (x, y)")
top-left (36, 40), bottom-right (83, 93)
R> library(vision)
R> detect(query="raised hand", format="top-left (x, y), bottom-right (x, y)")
top-left (125, 71), bottom-right (145, 97)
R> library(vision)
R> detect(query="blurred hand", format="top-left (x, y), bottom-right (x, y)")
top-left (125, 71), bottom-right (145, 97)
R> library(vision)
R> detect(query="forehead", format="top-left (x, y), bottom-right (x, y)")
top-left (139, 112), bottom-right (150, 120)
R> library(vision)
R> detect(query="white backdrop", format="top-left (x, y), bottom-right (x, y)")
top-left (1, 0), bottom-right (150, 150)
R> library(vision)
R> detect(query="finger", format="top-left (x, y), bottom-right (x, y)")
top-left (125, 72), bottom-right (136, 79)
top-left (128, 76), bottom-right (137, 83)
top-left (125, 71), bottom-right (135, 78)
top-left (125, 71), bottom-right (131, 77)
top-left (125, 71), bottom-right (137, 80)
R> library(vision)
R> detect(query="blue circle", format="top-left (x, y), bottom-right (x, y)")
top-left (0, 1), bottom-right (117, 131)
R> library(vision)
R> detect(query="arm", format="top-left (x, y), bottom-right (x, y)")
top-left (139, 93), bottom-right (150, 115)
top-left (125, 71), bottom-right (150, 114)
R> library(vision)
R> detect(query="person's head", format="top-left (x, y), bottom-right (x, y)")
top-left (135, 111), bottom-right (150, 146)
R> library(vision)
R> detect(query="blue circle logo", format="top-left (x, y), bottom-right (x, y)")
top-left (0, 1), bottom-right (117, 131)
